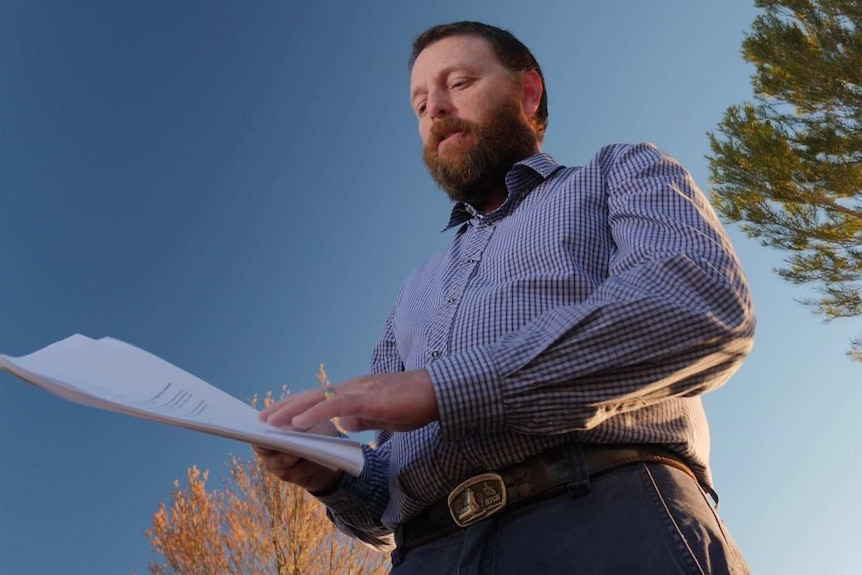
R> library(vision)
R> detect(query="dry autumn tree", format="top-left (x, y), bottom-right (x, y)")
top-left (145, 372), bottom-right (389, 575)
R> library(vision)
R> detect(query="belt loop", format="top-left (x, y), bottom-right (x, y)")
top-left (703, 483), bottom-right (721, 510)
top-left (391, 528), bottom-right (405, 566)
top-left (561, 443), bottom-right (591, 497)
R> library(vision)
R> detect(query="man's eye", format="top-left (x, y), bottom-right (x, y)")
top-left (416, 103), bottom-right (427, 116)
top-left (451, 79), bottom-right (470, 89)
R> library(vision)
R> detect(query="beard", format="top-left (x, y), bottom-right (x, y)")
top-left (423, 96), bottom-right (538, 207)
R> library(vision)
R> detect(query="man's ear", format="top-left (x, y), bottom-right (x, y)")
top-left (521, 69), bottom-right (543, 118)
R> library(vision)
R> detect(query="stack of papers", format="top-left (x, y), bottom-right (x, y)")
top-left (0, 334), bottom-right (364, 476)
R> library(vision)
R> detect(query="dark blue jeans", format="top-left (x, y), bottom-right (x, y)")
top-left (391, 462), bottom-right (749, 574)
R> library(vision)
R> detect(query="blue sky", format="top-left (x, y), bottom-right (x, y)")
top-left (0, 1), bottom-right (859, 573)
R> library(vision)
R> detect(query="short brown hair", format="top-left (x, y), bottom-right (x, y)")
top-left (410, 21), bottom-right (548, 141)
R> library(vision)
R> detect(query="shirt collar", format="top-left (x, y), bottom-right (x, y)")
top-left (443, 153), bottom-right (563, 231)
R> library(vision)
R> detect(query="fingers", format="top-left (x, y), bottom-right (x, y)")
top-left (257, 370), bottom-right (438, 433)
top-left (251, 444), bottom-right (295, 460)
top-left (291, 394), bottom-right (358, 430)
top-left (251, 444), bottom-right (270, 456)
top-left (259, 386), bottom-right (360, 431)
top-left (333, 415), bottom-right (365, 433)
top-left (259, 388), bottom-right (328, 423)
top-left (252, 445), bottom-right (301, 476)
top-left (251, 443), bottom-right (344, 492)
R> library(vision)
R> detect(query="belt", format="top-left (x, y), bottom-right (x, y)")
top-left (397, 444), bottom-right (698, 553)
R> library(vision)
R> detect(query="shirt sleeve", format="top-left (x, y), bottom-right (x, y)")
top-left (314, 307), bottom-right (402, 549)
top-left (427, 142), bottom-right (756, 438)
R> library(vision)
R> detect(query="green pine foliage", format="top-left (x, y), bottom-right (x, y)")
top-left (708, 0), bottom-right (862, 360)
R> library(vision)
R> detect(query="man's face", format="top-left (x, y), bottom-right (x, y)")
top-left (410, 35), bottom-right (540, 207)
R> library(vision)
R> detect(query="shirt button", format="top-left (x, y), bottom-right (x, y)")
top-left (430, 350), bottom-right (441, 360)
top-left (446, 297), bottom-right (457, 305)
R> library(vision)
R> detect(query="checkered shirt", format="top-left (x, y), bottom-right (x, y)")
top-left (316, 142), bottom-right (756, 547)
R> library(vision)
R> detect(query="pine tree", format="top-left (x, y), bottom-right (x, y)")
top-left (708, 0), bottom-right (862, 359)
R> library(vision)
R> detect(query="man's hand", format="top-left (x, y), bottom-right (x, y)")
top-left (259, 369), bottom-right (439, 433)
top-left (252, 418), bottom-right (345, 493)
top-left (251, 416), bottom-right (344, 492)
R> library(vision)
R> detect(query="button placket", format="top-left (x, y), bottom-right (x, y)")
top-left (426, 221), bottom-right (494, 368)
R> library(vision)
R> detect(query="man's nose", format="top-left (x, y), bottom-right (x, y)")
top-left (427, 90), bottom-right (454, 119)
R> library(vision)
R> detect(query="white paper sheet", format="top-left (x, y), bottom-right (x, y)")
top-left (0, 334), bottom-right (365, 476)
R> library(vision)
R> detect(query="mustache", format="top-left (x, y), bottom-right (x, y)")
top-left (428, 117), bottom-right (477, 148)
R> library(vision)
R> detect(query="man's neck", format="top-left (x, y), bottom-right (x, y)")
top-left (479, 149), bottom-right (540, 214)
top-left (480, 192), bottom-right (507, 214)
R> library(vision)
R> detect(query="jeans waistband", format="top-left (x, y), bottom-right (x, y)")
top-left (395, 443), bottom-right (699, 556)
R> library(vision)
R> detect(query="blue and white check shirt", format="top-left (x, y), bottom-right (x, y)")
top-left (317, 143), bottom-right (755, 547)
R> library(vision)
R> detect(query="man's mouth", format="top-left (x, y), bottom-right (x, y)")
top-left (439, 130), bottom-right (465, 147)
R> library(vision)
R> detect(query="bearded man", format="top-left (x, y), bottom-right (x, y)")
top-left (255, 21), bottom-right (754, 574)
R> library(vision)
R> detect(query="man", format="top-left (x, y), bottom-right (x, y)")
top-left (256, 21), bottom-right (754, 574)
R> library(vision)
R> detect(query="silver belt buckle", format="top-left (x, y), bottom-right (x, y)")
top-left (447, 472), bottom-right (508, 527)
